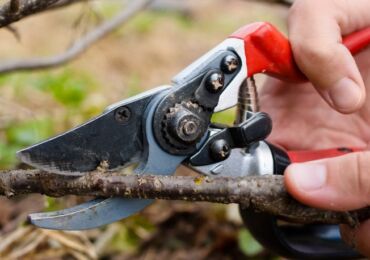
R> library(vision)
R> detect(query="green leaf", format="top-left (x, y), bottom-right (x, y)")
top-left (238, 228), bottom-right (263, 257)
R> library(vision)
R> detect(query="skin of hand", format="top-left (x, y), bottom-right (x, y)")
top-left (258, 0), bottom-right (370, 256)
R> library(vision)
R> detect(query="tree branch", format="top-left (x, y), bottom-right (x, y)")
top-left (0, 0), bottom-right (153, 74)
top-left (0, 0), bottom-right (63, 27)
top-left (0, 169), bottom-right (369, 226)
top-left (49, 0), bottom-right (89, 10)
top-left (0, 0), bottom-right (95, 27)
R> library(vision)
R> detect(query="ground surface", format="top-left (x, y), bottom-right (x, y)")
top-left (0, 1), bottom-right (287, 259)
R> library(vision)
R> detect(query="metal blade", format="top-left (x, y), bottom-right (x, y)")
top-left (17, 86), bottom-right (169, 176)
top-left (28, 198), bottom-right (153, 230)
top-left (27, 87), bottom-right (188, 230)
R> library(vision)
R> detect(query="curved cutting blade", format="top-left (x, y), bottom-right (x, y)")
top-left (28, 198), bottom-right (153, 230)
top-left (17, 86), bottom-right (169, 176)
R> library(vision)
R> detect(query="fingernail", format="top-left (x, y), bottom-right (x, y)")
top-left (288, 163), bottom-right (327, 191)
top-left (328, 78), bottom-right (362, 111)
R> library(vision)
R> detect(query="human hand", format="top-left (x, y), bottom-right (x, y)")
top-left (259, 0), bottom-right (370, 256)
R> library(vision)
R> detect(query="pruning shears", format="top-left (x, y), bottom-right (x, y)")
top-left (17, 22), bottom-right (370, 259)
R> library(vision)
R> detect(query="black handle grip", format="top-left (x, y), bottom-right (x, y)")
top-left (239, 143), bottom-right (362, 259)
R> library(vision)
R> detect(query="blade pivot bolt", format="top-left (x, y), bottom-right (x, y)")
top-left (165, 104), bottom-right (205, 146)
top-left (169, 113), bottom-right (202, 144)
top-left (205, 71), bottom-right (224, 93)
top-left (183, 120), bottom-right (198, 136)
top-left (221, 54), bottom-right (239, 74)
top-left (114, 106), bottom-right (131, 124)
top-left (210, 139), bottom-right (231, 162)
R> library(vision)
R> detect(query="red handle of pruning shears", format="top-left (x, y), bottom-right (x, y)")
top-left (287, 147), bottom-right (364, 163)
top-left (229, 22), bottom-right (369, 259)
top-left (230, 22), bottom-right (370, 82)
top-left (230, 22), bottom-right (370, 163)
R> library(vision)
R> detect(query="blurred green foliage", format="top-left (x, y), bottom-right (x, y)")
top-left (45, 196), bottom-right (66, 212)
top-left (129, 12), bottom-right (159, 34)
top-left (0, 142), bottom-right (19, 169)
top-left (126, 73), bottom-right (144, 96)
top-left (0, 69), bottom-right (96, 108)
top-left (0, 69), bottom-right (99, 169)
top-left (34, 70), bottom-right (94, 107)
top-left (95, 2), bottom-right (193, 35)
top-left (109, 216), bottom-right (156, 253)
top-left (131, 11), bottom-right (193, 33)
top-left (238, 228), bottom-right (264, 257)
top-left (1, 119), bottom-right (54, 168)
top-left (5, 118), bottom-right (53, 147)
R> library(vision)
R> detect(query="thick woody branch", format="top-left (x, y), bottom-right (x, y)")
top-left (0, 169), bottom-right (369, 226)
top-left (0, 0), bottom-right (153, 74)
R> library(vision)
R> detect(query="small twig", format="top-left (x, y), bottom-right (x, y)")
top-left (0, 169), bottom-right (369, 226)
top-left (0, 0), bottom-right (153, 74)
top-left (5, 25), bottom-right (21, 41)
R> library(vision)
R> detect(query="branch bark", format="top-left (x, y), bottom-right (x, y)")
top-left (0, 0), bottom-right (153, 74)
top-left (0, 169), bottom-right (369, 226)
top-left (0, 0), bottom-right (95, 27)
top-left (0, 0), bottom-right (63, 27)
top-left (49, 0), bottom-right (89, 10)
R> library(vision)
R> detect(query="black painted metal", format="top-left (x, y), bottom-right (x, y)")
top-left (17, 93), bottom-right (161, 174)
top-left (239, 143), bottom-right (361, 259)
top-left (190, 112), bottom-right (272, 166)
top-left (152, 50), bottom-right (241, 155)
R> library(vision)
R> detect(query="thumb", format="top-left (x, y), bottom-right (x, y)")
top-left (284, 152), bottom-right (370, 211)
top-left (288, 0), bottom-right (370, 113)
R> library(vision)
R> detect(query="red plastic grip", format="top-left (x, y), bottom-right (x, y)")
top-left (230, 22), bottom-right (370, 82)
top-left (287, 147), bottom-right (363, 163)
top-left (344, 27), bottom-right (370, 54)
top-left (229, 23), bottom-right (369, 164)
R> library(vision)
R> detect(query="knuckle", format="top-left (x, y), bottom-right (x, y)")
top-left (288, 0), bottom-right (301, 18)
top-left (288, 0), bottom-right (308, 24)
top-left (292, 40), bottom-right (336, 67)
top-left (289, 0), bottom-right (321, 18)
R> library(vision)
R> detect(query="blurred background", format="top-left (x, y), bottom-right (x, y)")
top-left (0, 0), bottom-right (289, 259)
